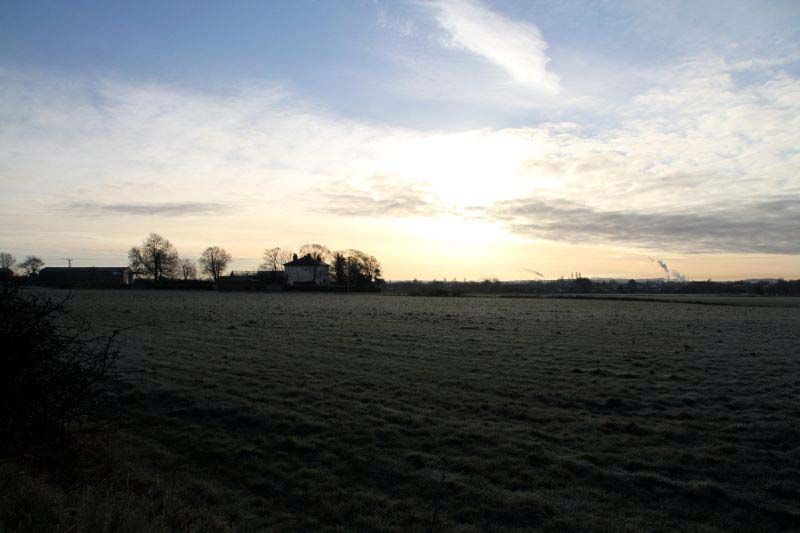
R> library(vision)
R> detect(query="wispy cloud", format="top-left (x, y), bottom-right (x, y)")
top-left (67, 201), bottom-right (231, 217)
top-left (322, 176), bottom-right (438, 217)
top-left (488, 197), bottom-right (800, 255)
top-left (428, 0), bottom-right (559, 94)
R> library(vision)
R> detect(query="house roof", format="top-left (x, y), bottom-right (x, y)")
top-left (284, 254), bottom-right (329, 267)
top-left (40, 267), bottom-right (130, 272)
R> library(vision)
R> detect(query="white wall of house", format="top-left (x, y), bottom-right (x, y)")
top-left (285, 265), bottom-right (329, 286)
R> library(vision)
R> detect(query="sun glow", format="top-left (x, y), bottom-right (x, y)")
top-left (374, 128), bottom-right (562, 208)
top-left (400, 215), bottom-right (509, 243)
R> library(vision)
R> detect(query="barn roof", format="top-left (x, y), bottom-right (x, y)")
top-left (40, 266), bottom-right (130, 272)
top-left (284, 254), bottom-right (328, 267)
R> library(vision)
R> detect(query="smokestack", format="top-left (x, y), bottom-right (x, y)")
top-left (654, 258), bottom-right (670, 281)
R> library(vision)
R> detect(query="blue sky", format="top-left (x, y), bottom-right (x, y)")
top-left (5, 0), bottom-right (795, 128)
top-left (1, 0), bottom-right (799, 279)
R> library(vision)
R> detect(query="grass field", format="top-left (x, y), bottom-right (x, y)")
top-left (4, 289), bottom-right (800, 531)
top-left (545, 294), bottom-right (800, 308)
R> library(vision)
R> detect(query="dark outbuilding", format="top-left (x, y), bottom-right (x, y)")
top-left (38, 267), bottom-right (133, 287)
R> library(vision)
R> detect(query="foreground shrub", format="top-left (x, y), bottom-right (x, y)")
top-left (0, 283), bottom-right (119, 456)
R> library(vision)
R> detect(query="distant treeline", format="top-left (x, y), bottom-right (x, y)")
top-left (1, 236), bottom-right (384, 292)
top-left (385, 278), bottom-right (800, 297)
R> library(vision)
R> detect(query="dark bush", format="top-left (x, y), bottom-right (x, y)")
top-left (0, 283), bottom-right (119, 456)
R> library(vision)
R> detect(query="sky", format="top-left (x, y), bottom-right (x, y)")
top-left (1, 0), bottom-right (799, 281)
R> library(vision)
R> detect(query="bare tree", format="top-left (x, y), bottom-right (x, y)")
top-left (299, 243), bottom-right (332, 263)
top-left (128, 233), bottom-right (179, 280)
top-left (18, 255), bottom-right (45, 276)
top-left (260, 247), bottom-right (292, 272)
top-left (179, 258), bottom-right (197, 280)
top-left (0, 252), bottom-right (15, 270)
top-left (199, 246), bottom-right (232, 282)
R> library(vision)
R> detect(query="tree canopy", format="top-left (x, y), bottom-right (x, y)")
top-left (179, 258), bottom-right (197, 280)
top-left (199, 246), bottom-right (232, 282)
top-left (128, 233), bottom-right (179, 281)
top-left (18, 256), bottom-right (45, 276)
top-left (299, 244), bottom-right (332, 264)
top-left (0, 252), bottom-right (15, 270)
top-left (332, 249), bottom-right (382, 290)
top-left (261, 247), bottom-right (292, 272)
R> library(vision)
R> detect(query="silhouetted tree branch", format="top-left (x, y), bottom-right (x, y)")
top-left (18, 255), bottom-right (44, 277)
top-left (0, 282), bottom-right (120, 456)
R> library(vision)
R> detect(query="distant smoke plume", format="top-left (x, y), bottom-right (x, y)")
top-left (523, 268), bottom-right (544, 278)
top-left (670, 270), bottom-right (688, 282)
top-left (649, 257), bottom-right (687, 282)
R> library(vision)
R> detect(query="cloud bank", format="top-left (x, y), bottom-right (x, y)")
top-left (67, 201), bottom-right (230, 217)
top-left (488, 197), bottom-right (800, 255)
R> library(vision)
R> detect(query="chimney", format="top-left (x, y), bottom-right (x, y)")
top-left (292, 253), bottom-right (298, 261)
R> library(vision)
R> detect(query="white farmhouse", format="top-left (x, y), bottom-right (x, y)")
top-left (283, 254), bottom-right (330, 288)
